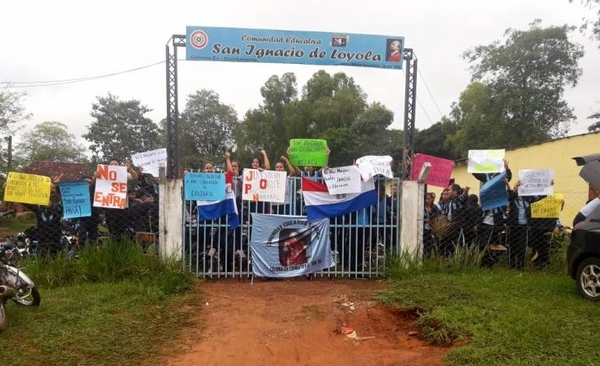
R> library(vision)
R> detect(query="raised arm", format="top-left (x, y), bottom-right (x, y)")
top-left (224, 151), bottom-right (233, 173)
top-left (125, 161), bottom-right (138, 181)
top-left (286, 147), bottom-right (301, 176)
top-left (261, 149), bottom-right (271, 170)
top-left (280, 155), bottom-right (297, 176)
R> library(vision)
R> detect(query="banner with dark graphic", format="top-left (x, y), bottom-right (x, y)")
top-left (249, 214), bottom-right (334, 277)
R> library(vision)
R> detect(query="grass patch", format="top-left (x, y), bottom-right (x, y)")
top-left (380, 248), bottom-right (600, 366)
top-left (1, 240), bottom-right (200, 366)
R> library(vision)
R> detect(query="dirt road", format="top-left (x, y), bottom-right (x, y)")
top-left (166, 277), bottom-right (447, 366)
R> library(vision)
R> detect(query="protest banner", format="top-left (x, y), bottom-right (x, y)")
top-left (131, 148), bottom-right (167, 177)
top-left (183, 172), bottom-right (225, 201)
top-left (518, 169), bottom-right (554, 196)
top-left (322, 166), bottom-right (362, 194)
top-left (3, 172), bottom-right (52, 206)
top-left (531, 194), bottom-right (564, 218)
top-left (242, 169), bottom-right (287, 203)
top-left (467, 149), bottom-right (505, 173)
top-left (288, 139), bottom-right (329, 167)
top-left (411, 153), bottom-right (454, 188)
top-left (480, 172), bottom-right (508, 210)
top-left (249, 214), bottom-right (335, 278)
top-left (355, 155), bottom-right (394, 180)
top-left (93, 165), bottom-right (128, 209)
top-left (59, 181), bottom-right (92, 218)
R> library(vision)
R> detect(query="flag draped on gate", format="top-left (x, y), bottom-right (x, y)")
top-left (301, 177), bottom-right (377, 220)
top-left (197, 172), bottom-right (240, 229)
top-left (249, 214), bottom-right (334, 278)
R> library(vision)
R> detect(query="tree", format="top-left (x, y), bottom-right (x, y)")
top-left (15, 121), bottom-right (87, 166)
top-left (83, 93), bottom-right (161, 163)
top-left (570, 0), bottom-right (600, 48)
top-left (236, 70), bottom-right (400, 168)
top-left (449, 20), bottom-right (584, 156)
top-left (587, 112), bottom-right (600, 132)
top-left (0, 86), bottom-right (31, 175)
top-left (179, 90), bottom-right (238, 169)
top-left (234, 74), bottom-right (298, 166)
top-left (414, 120), bottom-right (459, 160)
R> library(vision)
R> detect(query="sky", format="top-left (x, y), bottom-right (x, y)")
top-left (1, 0), bottom-right (599, 147)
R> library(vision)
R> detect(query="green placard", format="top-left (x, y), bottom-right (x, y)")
top-left (288, 139), bottom-right (329, 167)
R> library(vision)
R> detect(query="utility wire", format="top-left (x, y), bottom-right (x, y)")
top-left (3, 60), bottom-right (166, 88)
top-left (417, 68), bottom-right (445, 120)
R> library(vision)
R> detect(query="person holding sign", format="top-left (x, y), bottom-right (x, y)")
top-left (472, 159), bottom-right (512, 251)
top-left (528, 191), bottom-right (564, 269)
top-left (270, 151), bottom-right (300, 215)
top-left (506, 180), bottom-right (532, 271)
top-left (22, 186), bottom-right (64, 257)
top-left (248, 149), bottom-right (271, 171)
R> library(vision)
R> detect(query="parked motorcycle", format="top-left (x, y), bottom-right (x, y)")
top-left (0, 243), bottom-right (41, 333)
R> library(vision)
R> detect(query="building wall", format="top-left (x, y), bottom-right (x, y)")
top-left (427, 131), bottom-right (600, 227)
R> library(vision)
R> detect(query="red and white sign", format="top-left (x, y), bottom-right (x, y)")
top-left (93, 164), bottom-right (128, 209)
top-left (411, 153), bottom-right (455, 188)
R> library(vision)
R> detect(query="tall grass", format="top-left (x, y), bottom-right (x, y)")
top-left (385, 241), bottom-right (486, 280)
top-left (25, 239), bottom-right (195, 295)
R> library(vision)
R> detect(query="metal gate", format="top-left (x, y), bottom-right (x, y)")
top-left (181, 176), bottom-right (402, 279)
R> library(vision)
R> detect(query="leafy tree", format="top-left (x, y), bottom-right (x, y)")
top-left (179, 89), bottom-right (238, 169)
top-left (570, 0), bottom-right (600, 48)
top-left (447, 20), bottom-right (584, 157)
top-left (0, 86), bottom-right (31, 174)
top-left (236, 70), bottom-right (401, 169)
top-left (234, 73), bottom-right (298, 166)
top-left (414, 120), bottom-right (459, 160)
top-left (0, 86), bottom-right (31, 134)
top-left (587, 112), bottom-right (600, 132)
top-left (83, 93), bottom-right (161, 163)
top-left (15, 121), bottom-right (87, 167)
top-left (349, 102), bottom-right (394, 155)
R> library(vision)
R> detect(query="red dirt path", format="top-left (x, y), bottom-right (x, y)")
top-left (166, 277), bottom-right (447, 366)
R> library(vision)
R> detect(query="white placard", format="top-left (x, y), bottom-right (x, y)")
top-left (322, 165), bottom-right (362, 194)
top-left (241, 169), bottom-right (287, 203)
top-left (355, 155), bottom-right (394, 180)
top-left (93, 165), bottom-right (128, 208)
top-left (131, 148), bottom-right (167, 177)
top-left (518, 169), bottom-right (554, 196)
top-left (467, 149), bottom-right (505, 173)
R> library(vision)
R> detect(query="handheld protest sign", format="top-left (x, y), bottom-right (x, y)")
top-left (4, 172), bottom-right (52, 206)
top-left (288, 139), bottom-right (328, 167)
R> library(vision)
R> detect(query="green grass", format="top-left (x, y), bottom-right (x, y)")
top-left (0, 215), bottom-right (36, 235)
top-left (1, 240), bottom-right (200, 366)
top-left (380, 247), bottom-right (600, 366)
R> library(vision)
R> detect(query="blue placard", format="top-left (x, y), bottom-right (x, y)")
top-left (184, 172), bottom-right (226, 201)
top-left (59, 181), bottom-right (92, 219)
top-left (186, 26), bottom-right (404, 70)
top-left (480, 173), bottom-right (509, 211)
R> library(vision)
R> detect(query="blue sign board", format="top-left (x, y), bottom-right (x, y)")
top-left (186, 26), bottom-right (404, 70)
top-left (184, 172), bottom-right (226, 201)
top-left (59, 181), bottom-right (92, 219)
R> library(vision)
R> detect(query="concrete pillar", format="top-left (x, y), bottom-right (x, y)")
top-left (158, 177), bottom-right (183, 260)
top-left (400, 180), bottom-right (425, 260)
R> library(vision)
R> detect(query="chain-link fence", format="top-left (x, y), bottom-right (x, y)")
top-left (424, 179), bottom-right (583, 271)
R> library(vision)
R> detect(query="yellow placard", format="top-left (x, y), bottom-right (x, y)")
top-left (4, 172), bottom-right (52, 205)
top-left (531, 193), bottom-right (563, 218)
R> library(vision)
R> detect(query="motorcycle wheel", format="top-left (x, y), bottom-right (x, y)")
top-left (12, 286), bottom-right (41, 307)
top-left (0, 302), bottom-right (7, 332)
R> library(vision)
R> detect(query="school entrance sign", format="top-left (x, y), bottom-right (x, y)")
top-left (186, 26), bottom-right (404, 70)
top-left (165, 27), bottom-right (417, 179)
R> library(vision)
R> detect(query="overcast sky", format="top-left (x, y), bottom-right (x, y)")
top-left (1, 0), bottom-right (599, 146)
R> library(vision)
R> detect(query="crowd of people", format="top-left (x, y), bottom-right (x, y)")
top-left (183, 149), bottom-right (401, 273)
top-left (17, 150), bottom-right (568, 272)
top-left (424, 160), bottom-right (565, 270)
top-left (19, 158), bottom-right (159, 255)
